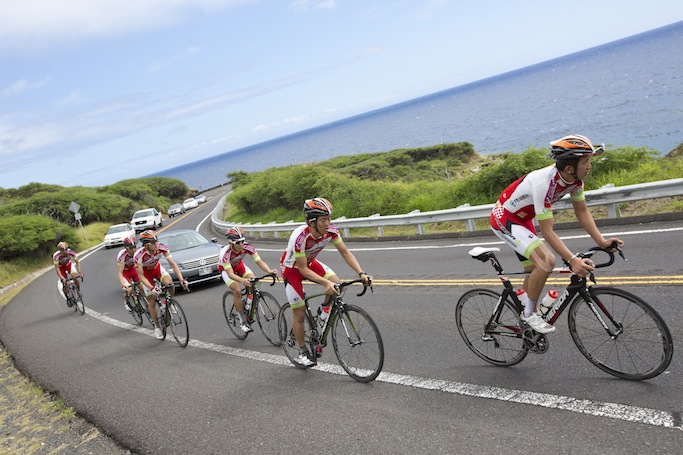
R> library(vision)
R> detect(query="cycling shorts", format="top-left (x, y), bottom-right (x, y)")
top-left (221, 262), bottom-right (253, 287)
top-left (121, 268), bottom-right (141, 288)
top-left (59, 262), bottom-right (78, 279)
top-left (490, 217), bottom-right (543, 267)
top-left (281, 259), bottom-right (335, 309)
top-left (142, 263), bottom-right (170, 288)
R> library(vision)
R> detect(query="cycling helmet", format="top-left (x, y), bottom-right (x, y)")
top-left (123, 236), bottom-right (136, 248)
top-left (303, 198), bottom-right (333, 220)
top-left (57, 241), bottom-right (69, 252)
top-left (139, 230), bottom-right (158, 244)
top-left (550, 134), bottom-right (605, 159)
top-left (225, 226), bottom-right (245, 243)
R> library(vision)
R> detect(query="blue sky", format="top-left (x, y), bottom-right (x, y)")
top-left (2, 0), bottom-right (683, 189)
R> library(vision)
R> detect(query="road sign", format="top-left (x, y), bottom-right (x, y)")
top-left (69, 201), bottom-right (80, 213)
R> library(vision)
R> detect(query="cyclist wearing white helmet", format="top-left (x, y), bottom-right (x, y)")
top-left (490, 134), bottom-right (624, 334)
top-left (280, 198), bottom-right (372, 367)
top-left (218, 226), bottom-right (278, 333)
top-left (53, 241), bottom-right (83, 292)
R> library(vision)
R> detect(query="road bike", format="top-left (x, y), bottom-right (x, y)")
top-left (153, 279), bottom-right (190, 348)
top-left (124, 280), bottom-right (153, 326)
top-left (222, 274), bottom-right (281, 345)
top-left (62, 275), bottom-right (85, 315)
top-left (455, 245), bottom-right (673, 380)
top-left (277, 279), bottom-right (384, 383)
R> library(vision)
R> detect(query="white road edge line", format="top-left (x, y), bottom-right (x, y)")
top-left (87, 307), bottom-right (682, 432)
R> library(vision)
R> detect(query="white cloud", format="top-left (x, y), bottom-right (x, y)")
top-left (289, 0), bottom-right (337, 12)
top-left (1, 77), bottom-right (50, 96)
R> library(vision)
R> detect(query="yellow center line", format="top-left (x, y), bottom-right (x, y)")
top-left (370, 276), bottom-right (683, 286)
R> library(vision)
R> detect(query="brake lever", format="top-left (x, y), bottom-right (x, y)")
top-left (616, 246), bottom-right (627, 262)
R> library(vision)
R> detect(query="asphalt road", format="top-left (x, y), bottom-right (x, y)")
top-left (1, 190), bottom-right (682, 454)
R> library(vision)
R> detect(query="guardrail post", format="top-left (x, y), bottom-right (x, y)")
top-left (335, 217), bottom-right (351, 237)
top-left (457, 203), bottom-right (476, 232)
top-left (600, 184), bottom-right (620, 219)
top-left (410, 210), bottom-right (425, 235)
top-left (370, 214), bottom-right (383, 237)
top-left (267, 221), bottom-right (279, 238)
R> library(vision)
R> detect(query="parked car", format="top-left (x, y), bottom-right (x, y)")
top-left (103, 223), bottom-right (136, 249)
top-left (131, 208), bottom-right (163, 232)
top-left (168, 203), bottom-right (186, 217)
top-left (156, 229), bottom-right (222, 286)
top-left (193, 194), bottom-right (207, 204)
top-left (182, 198), bottom-right (199, 210)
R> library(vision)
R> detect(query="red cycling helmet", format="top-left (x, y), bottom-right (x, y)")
top-left (225, 226), bottom-right (245, 243)
top-left (550, 134), bottom-right (605, 159)
top-left (123, 236), bottom-right (136, 248)
top-left (303, 198), bottom-right (333, 220)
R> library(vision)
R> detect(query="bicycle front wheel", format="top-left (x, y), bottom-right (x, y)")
top-left (256, 291), bottom-right (282, 346)
top-left (75, 288), bottom-right (85, 315)
top-left (278, 303), bottom-right (315, 369)
top-left (331, 304), bottom-right (384, 382)
top-left (568, 287), bottom-right (673, 380)
top-left (222, 292), bottom-right (248, 340)
top-left (455, 288), bottom-right (528, 366)
top-left (168, 299), bottom-right (189, 347)
top-left (127, 296), bottom-right (143, 325)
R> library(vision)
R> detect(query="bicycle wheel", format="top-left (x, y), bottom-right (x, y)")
top-left (168, 299), bottom-right (189, 347)
top-left (256, 291), bottom-right (282, 346)
top-left (222, 291), bottom-right (248, 340)
top-left (331, 304), bottom-right (384, 382)
top-left (278, 303), bottom-right (316, 369)
top-left (568, 287), bottom-right (673, 380)
top-left (75, 287), bottom-right (85, 315)
top-left (455, 288), bottom-right (528, 366)
top-left (158, 301), bottom-right (168, 341)
top-left (126, 296), bottom-right (143, 325)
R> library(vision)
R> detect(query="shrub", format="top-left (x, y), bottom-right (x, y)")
top-left (0, 215), bottom-right (79, 260)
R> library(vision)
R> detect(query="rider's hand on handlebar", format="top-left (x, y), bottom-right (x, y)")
top-left (569, 256), bottom-right (595, 278)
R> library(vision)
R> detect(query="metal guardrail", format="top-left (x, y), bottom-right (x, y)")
top-left (211, 178), bottom-right (683, 238)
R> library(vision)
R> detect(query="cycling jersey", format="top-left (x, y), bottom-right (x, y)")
top-left (53, 249), bottom-right (78, 277)
top-left (117, 248), bottom-right (140, 286)
top-left (280, 224), bottom-right (341, 269)
top-left (218, 243), bottom-right (261, 273)
top-left (133, 244), bottom-right (172, 283)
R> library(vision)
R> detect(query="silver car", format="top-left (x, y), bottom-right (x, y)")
top-left (156, 229), bottom-right (222, 286)
top-left (168, 203), bottom-right (186, 217)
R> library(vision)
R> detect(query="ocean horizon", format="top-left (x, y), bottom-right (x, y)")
top-left (151, 21), bottom-right (683, 191)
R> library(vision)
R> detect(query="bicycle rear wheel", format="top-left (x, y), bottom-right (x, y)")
top-left (568, 287), bottom-right (673, 380)
top-left (168, 299), bottom-right (189, 347)
top-left (222, 291), bottom-right (248, 340)
top-left (256, 291), bottom-right (282, 346)
top-left (331, 304), bottom-right (384, 382)
top-left (278, 303), bottom-right (316, 369)
top-left (455, 288), bottom-right (528, 366)
top-left (126, 296), bottom-right (143, 325)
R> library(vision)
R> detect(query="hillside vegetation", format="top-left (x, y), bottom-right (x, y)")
top-left (226, 142), bottom-right (683, 224)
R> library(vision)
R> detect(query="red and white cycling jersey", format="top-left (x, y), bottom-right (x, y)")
top-left (218, 243), bottom-right (260, 270)
top-left (133, 244), bottom-right (171, 271)
top-left (280, 224), bottom-right (341, 268)
top-left (117, 249), bottom-right (136, 271)
top-left (53, 249), bottom-right (77, 268)
top-left (491, 165), bottom-right (585, 229)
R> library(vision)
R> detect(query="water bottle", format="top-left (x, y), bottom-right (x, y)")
top-left (539, 289), bottom-right (559, 315)
top-left (318, 304), bottom-right (331, 328)
top-left (516, 288), bottom-right (528, 303)
top-left (245, 291), bottom-right (253, 311)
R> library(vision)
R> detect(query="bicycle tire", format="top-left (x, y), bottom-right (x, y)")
top-left (127, 296), bottom-right (143, 325)
top-left (331, 304), bottom-right (384, 383)
top-left (255, 291), bottom-right (282, 346)
top-left (455, 288), bottom-right (528, 366)
top-left (568, 287), bottom-right (674, 380)
top-left (278, 303), bottom-right (316, 369)
top-left (168, 299), bottom-right (189, 348)
top-left (222, 291), bottom-right (248, 340)
top-left (75, 287), bottom-right (85, 315)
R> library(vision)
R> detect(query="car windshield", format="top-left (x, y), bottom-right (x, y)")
top-left (133, 210), bottom-right (153, 219)
top-left (170, 204), bottom-right (182, 209)
top-left (107, 225), bottom-right (129, 234)
top-left (184, 199), bottom-right (195, 204)
top-left (160, 231), bottom-right (209, 251)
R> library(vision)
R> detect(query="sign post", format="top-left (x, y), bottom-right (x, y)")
top-left (69, 201), bottom-right (88, 244)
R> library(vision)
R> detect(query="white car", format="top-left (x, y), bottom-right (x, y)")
top-left (103, 223), bottom-right (136, 249)
top-left (182, 198), bottom-right (199, 210)
top-left (131, 208), bottom-right (163, 232)
top-left (168, 203), bottom-right (186, 217)
top-left (194, 194), bottom-right (207, 204)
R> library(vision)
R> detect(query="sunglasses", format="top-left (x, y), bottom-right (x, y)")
top-left (233, 240), bottom-right (244, 245)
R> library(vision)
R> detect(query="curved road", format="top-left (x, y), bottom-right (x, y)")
top-left (2, 190), bottom-right (682, 454)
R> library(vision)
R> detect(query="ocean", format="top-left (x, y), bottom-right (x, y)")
top-left (152, 21), bottom-right (683, 191)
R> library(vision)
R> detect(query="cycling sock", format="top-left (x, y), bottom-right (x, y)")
top-left (523, 298), bottom-right (537, 317)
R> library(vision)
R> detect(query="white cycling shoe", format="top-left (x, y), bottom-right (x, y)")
top-left (520, 312), bottom-right (556, 334)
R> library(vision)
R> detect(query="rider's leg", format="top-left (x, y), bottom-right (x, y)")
top-left (523, 243), bottom-right (555, 317)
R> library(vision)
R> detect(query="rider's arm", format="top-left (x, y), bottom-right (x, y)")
top-left (117, 264), bottom-right (129, 289)
top-left (136, 264), bottom-right (154, 291)
top-left (335, 240), bottom-right (372, 284)
top-left (572, 199), bottom-right (624, 250)
top-left (254, 258), bottom-right (278, 277)
top-left (165, 256), bottom-right (187, 287)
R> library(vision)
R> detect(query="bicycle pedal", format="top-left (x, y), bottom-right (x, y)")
top-left (315, 345), bottom-right (323, 358)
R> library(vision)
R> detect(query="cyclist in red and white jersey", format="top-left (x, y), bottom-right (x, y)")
top-left (490, 134), bottom-right (624, 334)
top-left (219, 226), bottom-right (278, 333)
top-left (134, 230), bottom-right (188, 339)
top-left (117, 236), bottom-right (148, 313)
top-left (53, 242), bottom-right (83, 297)
top-left (280, 198), bottom-right (372, 366)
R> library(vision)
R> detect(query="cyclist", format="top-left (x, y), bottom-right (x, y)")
top-left (490, 134), bottom-right (624, 334)
top-left (53, 242), bottom-right (83, 305)
top-left (134, 230), bottom-right (189, 339)
top-left (117, 236), bottom-right (148, 313)
top-left (219, 226), bottom-right (279, 333)
top-left (280, 198), bottom-right (372, 366)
